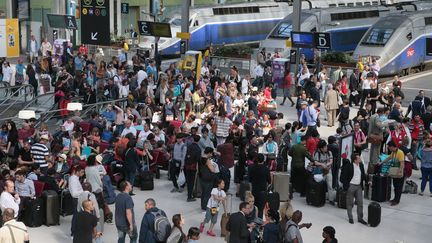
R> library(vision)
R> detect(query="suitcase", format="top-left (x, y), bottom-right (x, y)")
top-left (371, 175), bottom-right (391, 202)
top-left (239, 181), bottom-right (251, 201)
top-left (368, 202), bottom-right (381, 227)
top-left (306, 179), bottom-right (326, 207)
top-left (266, 191), bottom-right (280, 211)
top-left (140, 171), bottom-right (154, 190)
top-left (272, 172), bottom-right (291, 201)
top-left (23, 198), bottom-right (44, 227)
top-left (60, 189), bottom-right (74, 216)
top-left (43, 190), bottom-right (60, 226)
top-left (336, 188), bottom-right (347, 209)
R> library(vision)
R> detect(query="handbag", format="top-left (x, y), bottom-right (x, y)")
top-left (389, 166), bottom-right (403, 178)
top-left (177, 170), bottom-right (186, 186)
top-left (368, 133), bottom-right (383, 145)
top-left (210, 207), bottom-right (218, 215)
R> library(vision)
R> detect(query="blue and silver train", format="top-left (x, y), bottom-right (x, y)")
top-left (140, 0), bottom-right (399, 55)
top-left (354, 10), bottom-right (432, 76)
top-left (260, 0), bottom-right (432, 58)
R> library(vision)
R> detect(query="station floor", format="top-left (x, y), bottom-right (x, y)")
top-left (28, 91), bottom-right (432, 243)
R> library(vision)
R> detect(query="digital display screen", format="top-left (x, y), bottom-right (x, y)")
top-left (151, 22), bottom-right (172, 38)
top-left (291, 31), bottom-right (314, 48)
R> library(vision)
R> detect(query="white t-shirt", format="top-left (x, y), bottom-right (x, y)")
top-left (233, 98), bottom-right (245, 109)
top-left (2, 66), bottom-right (13, 82)
top-left (184, 88), bottom-right (192, 102)
top-left (30, 40), bottom-right (37, 53)
top-left (207, 188), bottom-right (226, 208)
top-left (350, 163), bottom-right (361, 185)
top-left (362, 79), bottom-right (371, 90)
top-left (137, 70), bottom-right (148, 87)
top-left (241, 78), bottom-right (249, 94)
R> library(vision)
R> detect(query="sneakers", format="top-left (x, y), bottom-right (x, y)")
top-left (207, 230), bottom-right (216, 237)
top-left (170, 188), bottom-right (178, 193)
top-left (105, 218), bottom-right (113, 224)
top-left (200, 223), bottom-right (204, 233)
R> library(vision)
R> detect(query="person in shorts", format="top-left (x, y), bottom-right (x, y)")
top-left (199, 179), bottom-right (226, 237)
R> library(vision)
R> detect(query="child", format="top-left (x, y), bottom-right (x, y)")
top-left (199, 179), bottom-right (226, 237)
top-left (187, 227), bottom-right (200, 243)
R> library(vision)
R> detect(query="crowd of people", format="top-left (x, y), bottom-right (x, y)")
top-left (0, 40), bottom-right (430, 243)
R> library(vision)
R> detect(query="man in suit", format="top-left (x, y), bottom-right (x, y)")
top-left (226, 202), bottom-right (251, 243)
top-left (418, 90), bottom-right (431, 108)
top-left (340, 154), bottom-right (368, 225)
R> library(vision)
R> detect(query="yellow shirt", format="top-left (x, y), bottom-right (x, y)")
top-left (391, 149), bottom-right (405, 167)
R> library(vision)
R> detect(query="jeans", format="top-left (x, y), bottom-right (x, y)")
top-left (392, 176), bottom-right (404, 203)
top-left (185, 169), bottom-right (196, 199)
top-left (125, 169), bottom-right (137, 188)
top-left (170, 160), bottom-right (181, 189)
top-left (346, 184), bottom-right (364, 221)
top-left (420, 167), bottom-right (432, 193)
top-left (117, 225), bottom-right (137, 243)
top-left (200, 179), bottom-right (214, 210)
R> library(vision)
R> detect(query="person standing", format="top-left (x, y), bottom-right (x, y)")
top-left (198, 147), bottom-right (217, 211)
top-left (28, 35), bottom-right (39, 63)
top-left (368, 107), bottom-right (387, 173)
top-left (30, 134), bottom-right (50, 175)
top-left (167, 214), bottom-right (186, 243)
top-left (115, 181), bottom-right (138, 243)
top-left (1, 61), bottom-right (13, 84)
top-left (69, 165), bottom-right (84, 237)
top-left (325, 84), bottom-right (339, 127)
top-left (41, 38), bottom-right (52, 57)
top-left (73, 200), bottom-right (102, 243)
top-left (349, 69), bottom-right (360, 107)
top-left (184, 135), bottom-right (202, 202)
top-left (360, 72), bottom-right (373, 109)
top-left (0, 208), bottom-right (29, 243)
top-left (226, 202), bottom-right (252, 243)
top-left (171, 134), bottom-right (187, 192)
top-left (289, 136), bottom-right (316, 197)
top-left (124, 140), bottom-right (140, 195)
top-left (0, 180), bottom-right (21, 218)
top-left (139, 198), bottom-right (168, 243)
top-left (248, 153), bottom-right (271, 218)
top-left (280, 71), bottom-right (295, 106)
top-left (340, 154), bottom-right (368, 225)
top-left (313, 140), bottom-right (336, 205)
top-left (380, 141), bottom-right (405, 206)
top-left (284, 210), bottom-right (312, 243)
top-left (419, 139), bottom-right (432, 196)
top-left (199, 179), bottom-right (226, 237)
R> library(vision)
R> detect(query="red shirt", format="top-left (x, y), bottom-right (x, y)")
top-left (282, 74), bottom-right (292, 88)
top-left (306, 137), bottom-right (320, 155)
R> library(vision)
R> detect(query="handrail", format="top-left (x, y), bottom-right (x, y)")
top-left (0, 84), bottom-right (35, 106)
top-left (0, 85), bottom-right (36, 117)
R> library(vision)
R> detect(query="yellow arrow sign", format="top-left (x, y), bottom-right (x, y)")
top-left (176, 32), bottom-right (191, 40)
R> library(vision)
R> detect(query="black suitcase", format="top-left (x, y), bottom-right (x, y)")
top-left (266, 191), bottom-right (280, 211)
top-left (140, 171), bottom-right (154, 190)
top-left (43, 190), bottom-right (60, 226)
top-left (336, 188), bottom-right (347, 209)
top-left (368, 202), bottom-right (381, 227)
top-left (23, 198), bottom-right (44, 227)
top-left (306, 179), bottom-right (326, 207)
top-left (60, 189), bottom-right (74, 216)
top-left (239, 181), bottom-right (251, 201)
top-left (371, 175), bottom-right (391, 202)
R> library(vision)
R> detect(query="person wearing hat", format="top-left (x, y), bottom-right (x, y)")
top-left (322, 226), bottom-right (338, 243)
top-left (30, 134), bottom-right (50, 175)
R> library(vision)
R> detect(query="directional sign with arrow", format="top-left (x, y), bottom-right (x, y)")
top-left (81, 0), bottom-right (110, 45)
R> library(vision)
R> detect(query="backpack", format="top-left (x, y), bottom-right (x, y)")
top-left (280, 222), bottom-right (297, 243)
top-left (151, 209), bottom-right (171, 242)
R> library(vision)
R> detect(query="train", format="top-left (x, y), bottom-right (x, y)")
top-left (353, 10), bottom-right (432, 76)
top-left (259, 0), bottom-right (432, 59)
top-left (139, 0), bottom-right (407, 56)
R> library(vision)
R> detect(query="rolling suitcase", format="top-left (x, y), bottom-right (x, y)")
top-left (265, 191), bottom-right (280, 211)
top-left (23, 198), bottom-right (44, 227)
top-left (306, 179), bottom-right (326, 207)
top-left (272, 172), bottom-right (291, 201)
top-left (368, 202), bottom-right (381, 227)
top-left (336, 188), bottom-right (347, 209)
top-left (239, 180), bottom-right (251, 201)
top-left (140, 171), bottom-right (154, 190)
top-left (43, 190), bottom-right (60, 226)
top-left (371, 175), bottom-right (391, 202)
top-left (60, 189), bottom-right (74, 216)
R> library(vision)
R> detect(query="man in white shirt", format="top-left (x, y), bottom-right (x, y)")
top-left (69, 166), bottom-right (84, 237)
top-left (340, 153), bottom-right (368, 225)
top-left (0, 208), bottom-right (29, 243)
top-left (137, 68), bottom-right (148, 88)
top-left (0, 180), bottom-right (21, 218)
top-left (121, 119), bottom-right (137, 137)
top-left (241, 74), bottom-right (250, 95)
top-left (201, 61), bottom-right (210, 77)
top-left (1, 62), bottom-right (13, 83)
top-left (28, 35), bottom-right (39, 63)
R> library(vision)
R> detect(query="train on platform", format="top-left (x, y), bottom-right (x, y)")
top-left (259, 0), bottom-right (432, 59)
top-left (140, 0), bottom-right (407, 56)
top-left (354, 10), bottom-right (432, 76)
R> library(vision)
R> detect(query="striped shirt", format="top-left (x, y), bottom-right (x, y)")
top-left (215, 116), bottom-right (232, 138)
top-left (30, 143), bottom-right (49, 167)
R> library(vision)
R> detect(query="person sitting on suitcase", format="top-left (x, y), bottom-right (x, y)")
top-left (312, 140), bottom-right (336, 206)
top-left (340, 154), bottom-right (368, 225)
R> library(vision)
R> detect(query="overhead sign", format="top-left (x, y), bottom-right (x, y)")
top-left (314, 32), bottom-right (331, 49)
top-left (137, 21), bottom-right (172, 38)
top-left (47, 14), bottom-right (77, 29)
top-left (291, 31), bottom-right (314, 48)
top-left (81, 0), bottom-right (110, 46)
top-left (121, 3), bottom-right (129, 14)
top-left (176, 32), bottom-right (191, 40)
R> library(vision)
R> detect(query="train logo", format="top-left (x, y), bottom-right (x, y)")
top-left (407, 47), bottom-right (415, 57)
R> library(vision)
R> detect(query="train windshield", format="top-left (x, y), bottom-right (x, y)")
top-left (270, 21), bottom-right (292, 38)
top-left (361, 28), bottom-right (394, 45)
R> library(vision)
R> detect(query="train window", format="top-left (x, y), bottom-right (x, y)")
top-left (406, 33), bottom-right (412, 41)
top-left (331, 10), bottom-right (379, 21)
top-left (364, 2), bottom-right (371, 6)
top-left (425, 17), bottom-right (432, 25)
top-left (329, 4), bottom-right (336, 7)
top-left (347, 3), bottom-right (354, 7)
top-left (355, 2), bottom-right (363, 6)
top-left (362, 28), bottom-right (394, 45)
top-left (371, 1), bottom-right (379, 5)
top-left (270, 22), bottom-right (293, 38)
top-left (213, 6), bottom-right (259, 15)
top-left (338, 3), bottom-right (346, 7)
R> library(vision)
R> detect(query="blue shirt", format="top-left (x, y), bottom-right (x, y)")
top-left (74, 56), bottom-right (83, 71)
top-left (304, 105), bottom-right (318, 126)
top-left (115, 192), bottom-right (135, 229)
top-left (147, 65), bottom-right (157, 80)
top-left (223, 95), bottom-right (232, 114)
top-left (102, 110), bottom-right (116, 122)
top-left (15, 64), bottom-right (25, 75)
